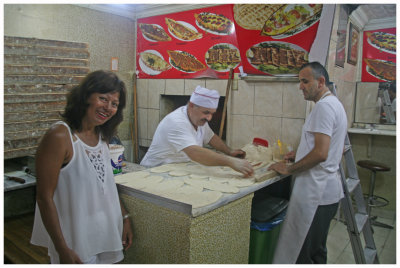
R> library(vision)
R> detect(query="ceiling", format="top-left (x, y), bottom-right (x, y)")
top-left (77, 3), bottom-right (396, 30)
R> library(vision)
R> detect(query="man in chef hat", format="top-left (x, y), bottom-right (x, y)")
top-left (140, 85), bottom-right (253, 177)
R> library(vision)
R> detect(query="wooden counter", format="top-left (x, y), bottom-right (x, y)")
top-left (118, 162), bottom-right (289, 264)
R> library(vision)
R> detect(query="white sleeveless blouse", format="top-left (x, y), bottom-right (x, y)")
top-left (31, 122), bottom-right (123, 263)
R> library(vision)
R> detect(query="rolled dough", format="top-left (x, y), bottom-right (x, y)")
top-left (114, 171), bottom-right (150, 184)
top-left (123, 175), bottom-right (163, 190)
top-left (228, 178), bottom-right (255, 187)
top-left (184, 178), bottom-right (239, 194)
top-left (169, 170), bottom-right (190, 177)
top-left (150, 164), bottom-right (175, 173)
top-left (189, 174), bottom-right (209, 179)
top-left (143, 179), bottom-right (185, 195)
top-left (162, 189), bottom-right (223, 208)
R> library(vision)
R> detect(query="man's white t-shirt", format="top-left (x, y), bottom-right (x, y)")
top-left (295, 95), bottom-right (347, 205)
top-left (140, 105), bottom-right (215, 167)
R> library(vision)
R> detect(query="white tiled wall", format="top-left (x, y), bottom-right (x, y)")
top-left (137, 78), bottom-right (306, 151)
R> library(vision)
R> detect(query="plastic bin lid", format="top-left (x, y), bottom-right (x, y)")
top-left (251, 196), bottom-right (288, 222)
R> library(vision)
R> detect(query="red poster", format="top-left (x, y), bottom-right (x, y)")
top-left (361, 28), bottom-right (396, 82)
top-left (136, 4), bottom-right (324, 79)
top-left (137, 4), bottom-right (239, 79)
top-left (233, 4), bottom-right (322, 76)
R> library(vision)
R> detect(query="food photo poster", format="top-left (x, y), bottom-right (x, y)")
top-left (361, 27), bottom-right (396, 82)
top-left (335, 5), bottom-right (349, 68)
top-left (347, 22), bottom-right (360, 66)
top-left (136, 4), bottom-right (335, 79)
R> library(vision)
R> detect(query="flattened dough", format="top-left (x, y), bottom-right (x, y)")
top-left (169, 170), bottom-right (190, 177)
top-left (114, 171), bottom-right (150, 184)
top-left (209, 177), bottom-right (229, 183)
top-left (177, 184), bottom-right (203, 193)
top-left (184, 178), bottom-right (239, 193)
top-left (189, 174), bottom-right (209, 179)
top-left (228, 178), bottom-right (255, 187)
top-left (123, 175), bottom-right (163, 190)
top-left (150, 164), bottom-right (175, 173)
top-left (144, 179), bottom-right (185, 194)
top-left (163, 188), bottom-right (223, 208)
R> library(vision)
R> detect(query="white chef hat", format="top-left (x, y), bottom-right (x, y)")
top-left (190, 85), bottom-right (220, 109)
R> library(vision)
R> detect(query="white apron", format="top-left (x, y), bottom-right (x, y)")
top-left (273, 92), bottom-right (346, 263)
top-left (273, 167), bottom-right (328, 264)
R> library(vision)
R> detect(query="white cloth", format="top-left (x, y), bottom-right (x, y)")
top-left (190, 85), bottom-right (220, 109)
top-left (31, 121), bottom-right (124, 264)
top-left (140, 105), bottom-right (215, 167)
top-left (273, 95), bottom-right (347, 264)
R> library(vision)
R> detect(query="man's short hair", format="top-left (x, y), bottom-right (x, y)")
top-left (300, 62), bottom-right (330, 86)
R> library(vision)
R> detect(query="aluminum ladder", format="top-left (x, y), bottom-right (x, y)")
top-left (382, 88), bottom-right (395, 123)
top-left (329, 82), bottom-right (379, 264)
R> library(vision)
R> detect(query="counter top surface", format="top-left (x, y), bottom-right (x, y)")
top-left (117, 162), bottom-right (288, 217)
top-left (348, 127), bottom-right (396, 136)
top-left (4, 171), bottom-right (37, 192)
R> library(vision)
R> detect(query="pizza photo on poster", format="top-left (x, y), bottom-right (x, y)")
top-left (139, 50), bottom-right (171, 76)
top-left (136, 4), bottom-right (240, 79)
top-left (138, 23), bottom-right (172, 42)
top-left (165, 18), bottom-right (202, 41)
top-left (366, 32), bottom-right (396, 55)
top-left (167, 50), bottom-right (207, 73)
top-left (194, 12), bottom-right (235, 35)
top-left (364, 58), bottom-right (396, 82)
top-left (135, 4), bottom-right (330, 78)
top-left (232, 4), bottom-right (325, 76)
top-left (260, 4), bottom-right (323, 39)
top-left (362, 27), bottom-right (396, 82)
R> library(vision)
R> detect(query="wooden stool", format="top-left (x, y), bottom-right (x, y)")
top-left (357, 160), bottom-right (393, 229)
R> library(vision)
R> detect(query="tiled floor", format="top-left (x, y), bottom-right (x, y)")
top-left (327, 208), bottom-right (396, 264)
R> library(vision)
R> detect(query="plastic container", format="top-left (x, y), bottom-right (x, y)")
top-left (110, 144), bottom-right (124, 174)
top-left (253, 137), bottom-right (269, 147)
top-left (248, 196), bottom-right (288, 264)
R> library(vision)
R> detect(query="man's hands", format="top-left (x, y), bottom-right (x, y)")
top-left (268, 151), bottom-right (295, 175)
top-left (230, 157), bottom-right (254, 177)
top-left (229, 149), bottom-right (246, 159)
top-left (268, 161), bottom-right (291, 175)
top-left (284, 151), bottom-right (296, 162)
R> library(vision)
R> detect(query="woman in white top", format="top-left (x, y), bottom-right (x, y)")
top-left (31, 70), bottom-right (133, 264)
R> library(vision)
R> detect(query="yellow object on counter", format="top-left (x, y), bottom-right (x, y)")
top-left (277, 139), bottom-right (282, 155)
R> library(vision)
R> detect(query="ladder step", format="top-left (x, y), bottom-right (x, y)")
top-left (355, 213), bottom-right (368, 233)
top-left (346, 178), bottom-right (360, 193)
top-left (344, 144), bottom-right (352, 153)
top-left (364, 247), bottom-right (377, 264)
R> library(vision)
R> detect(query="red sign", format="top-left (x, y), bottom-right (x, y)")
top-left (137, 5), bottom-right (238, 79)
top-left (361, 28), bottom-right (396, 82)
top-left (136, 4), bottom-right (324, 79)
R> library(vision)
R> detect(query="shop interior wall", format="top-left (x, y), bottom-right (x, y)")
top-left (4, 4), bottom-right (136, 162)
top-left (326, 4), bottom-right (396, 213)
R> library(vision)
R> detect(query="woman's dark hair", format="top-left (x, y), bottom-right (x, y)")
top-left (61, 70), bottom-right (127, 142)
top-left (300, 62), bottom-right (330, 86)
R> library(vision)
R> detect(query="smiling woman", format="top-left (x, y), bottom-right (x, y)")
top-left (30, 70), bottom-right (133, 264)
top-left (62, 70), bottom-right (126, 142)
